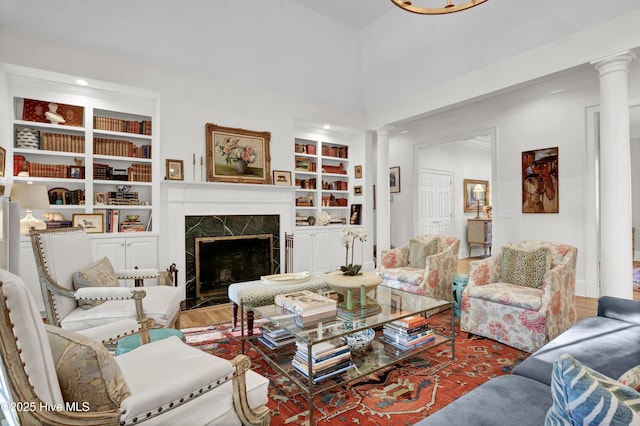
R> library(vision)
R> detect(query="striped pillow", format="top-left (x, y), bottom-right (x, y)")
top-left (546, 354), bottom-right (640, 425)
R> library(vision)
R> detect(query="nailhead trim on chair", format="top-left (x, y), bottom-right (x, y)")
top-left (120, 374), bottom-right (234, 425)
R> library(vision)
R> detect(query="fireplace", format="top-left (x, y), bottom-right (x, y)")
top-left (185, 214), bottom-right (280, 308)
top-left (195, 234), bottom-right (274, 299)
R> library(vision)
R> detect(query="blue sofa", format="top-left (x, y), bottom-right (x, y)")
top-left (415, 296), bottom-right (640, 425)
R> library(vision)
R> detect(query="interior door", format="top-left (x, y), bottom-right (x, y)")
top-left (417, 169), bottom-right (453, 235)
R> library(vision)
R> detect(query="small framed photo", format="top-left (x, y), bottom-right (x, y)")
top-left (272, 170), bottom-right (292, 186)
top-left (354, 165), bottom-right (362, 179)
top-left (295, 157), bottom-right (312, 172)
top-left (354, 185), bottom-right (363, 196)
top-left (67, 166), bottom-right (84, 179)
top-left (390, 294), bottom-right (402, 313)
top-left (94, 192), bottom-right (107, 205)
top-left (390, 166), bottom-right (401, 193)
top-left (0, 146), bottom-right (5, 177)
top-left (350, 204), bottom-right (362, 225)
top-left (166, 159), bottom-right (184, 181)
top-left (72, 213), bottom-right (104, 234)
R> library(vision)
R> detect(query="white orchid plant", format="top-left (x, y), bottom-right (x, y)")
top-left (339, 228), bottom-right (367, 276)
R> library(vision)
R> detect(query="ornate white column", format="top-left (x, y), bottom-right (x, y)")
top-left (376, 127), bottom-right (392, 262)
top-left (592, 50), bottom-right (636, 299)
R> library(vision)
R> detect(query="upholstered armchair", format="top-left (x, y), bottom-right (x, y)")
top-left (460, 240), bottom-right (577, 353)
top-left (377, 234), bottom-right (460, 301)
top-left (30, 228), bottom-right (183, 340)
top-left (0, 268), bottom-right (270, 425)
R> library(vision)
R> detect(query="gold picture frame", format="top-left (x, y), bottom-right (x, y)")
top-left (390, 166), bottom-right (401, 193)
top-left (206, 123), bottom-right (272, 184)
top-left (166, 158), bottom-right (184, 181)
top-left (354, 164), bottom-right (362, 179)
top-left (272, 170), bottom-right (292, 186)
top-left (0, 147), bottom-right (5, 178)
top-left (463, 179), bottom-right (489, 213)
top-left (72, 213), bottom-right (104, 233)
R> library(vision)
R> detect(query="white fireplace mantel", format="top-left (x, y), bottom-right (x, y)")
top-left (159, 181), bottom-right (296, 286)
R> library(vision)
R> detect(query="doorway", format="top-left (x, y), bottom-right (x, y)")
top-left (417, 169), bottom-right (453, 235)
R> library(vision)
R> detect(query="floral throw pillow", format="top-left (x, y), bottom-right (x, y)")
top-left (408, 238), bottom-right (440, 269)
top-left (499, 246), bottom-right (550, 289)
top-left (619, 365), bottom-right (640, 392)
top-left (72, 257), bottom-right (119, 309)
top-left (546, 354), bottom-right (640, 425)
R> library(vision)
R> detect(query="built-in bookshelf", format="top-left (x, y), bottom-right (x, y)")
top-left (294, 138), bottom-right (350, 226)
top-left (6, 67), bottom-right (159, 234)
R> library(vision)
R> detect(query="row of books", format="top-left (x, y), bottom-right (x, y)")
top-left (321, 180), bottom-right (348, 191)
top-left (381, 315), bottom-right (436, 351)
top-left (296, 178), bottom-right (317, 189)
top-left (292, 337), bottom-right (354, 384)
top-left (94, 117), bottom-right (152, 135)
top-left (336, 298), bottom-right (382, 321)
top-left (49, 189), bottom-right (85, 205)
top-left (321, 145), bottom-right (348, 159)
top-left (40, 132), bottom-right (85, 153)
top-left (258, 323), bottom-right (296, 350)
top-left (93, 163), bottom-right (152, 182)
top-left (94, 138), bottom-right (152, 159)
top-left (294, 143), bottom-right (316, 155)
top-left (14, 158), bottom-right (83, 179)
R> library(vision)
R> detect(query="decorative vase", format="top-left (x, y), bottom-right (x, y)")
top-left (235, 159), bottom-right (248, 174)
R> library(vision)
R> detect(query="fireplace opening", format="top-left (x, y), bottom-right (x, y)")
top-left (195, 234), bottom-right (274, 302)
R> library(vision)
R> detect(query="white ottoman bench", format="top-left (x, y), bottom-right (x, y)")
top-left (228, 274), bottom-right (328, 334)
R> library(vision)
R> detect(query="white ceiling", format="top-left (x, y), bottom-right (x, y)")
top-left (288, 0), bottom-right (391, 29)
top-left (1, 0), bottom-right (640, 116)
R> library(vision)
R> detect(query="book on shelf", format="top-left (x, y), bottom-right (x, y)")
top-left (293, 310), bottom-right (337, 328)
top-left (258, 335), bottom-right (297, 350)
top-left (391, 315), bottom-right (429, 330)
top-left (383, 322), bottom-right (431, 336)
top-left (295, 344), bottom-right (350, 364)
top-left (274, 290), bottom-right (337, 317)
top-left (291, 358), bottom-right (355, 383)
top-left (382, 328), bottom-right (434, 345)
top-left (381, 334), bottom-right (437, 351)
top-left (293, 350), bottom-right (352, 372)
top-left (296, 337), bottom-right (347, 358)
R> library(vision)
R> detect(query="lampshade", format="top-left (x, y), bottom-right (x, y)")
top-left (473, 184), bottom-right (485, 195)
top-left (9, 183), bottom-right (50, 234)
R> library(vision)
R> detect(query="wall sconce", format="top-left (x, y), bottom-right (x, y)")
top-left (9, 182), bottom-right (50, 235)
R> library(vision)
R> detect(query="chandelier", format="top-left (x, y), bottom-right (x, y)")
top-left (390, 0), bottom-right (488, 15)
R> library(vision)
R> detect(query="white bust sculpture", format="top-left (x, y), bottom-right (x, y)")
top-left (45, 103), bottom-right (65, 124)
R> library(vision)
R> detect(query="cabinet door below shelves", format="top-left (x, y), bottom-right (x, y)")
top-left (292, 230), bottom-right (330, 274)
top-left (92, 235), bottom-right (158, 286)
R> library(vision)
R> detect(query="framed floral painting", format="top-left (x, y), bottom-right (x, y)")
top-left (205, 123), bottom-right (272, 184)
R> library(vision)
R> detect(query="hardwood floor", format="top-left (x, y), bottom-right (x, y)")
top-left (180, 258), bottom-right (636, 327)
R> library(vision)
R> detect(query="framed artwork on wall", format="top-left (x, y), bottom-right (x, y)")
top-left (463, 179), bottom-right (489, 213)
top-left (522, 147), bottom-right (558, 213)
top-left (165, 159), bottom-right (184, 181)
top-left (350, 204), bottom-right (362, 225)
top-left (272, 170), bottom-right (292, 186)
top-left (205, 123), bottom-right (272, 184)
top-left (390, 166), bottom-right (401, 193)
top-left (354, 165), bottom-right (363, 179)
top-left (0, 147), bottom-right (5, 177)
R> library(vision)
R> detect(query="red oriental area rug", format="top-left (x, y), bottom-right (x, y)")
top-left (182, 312), bottom-right (528, 425)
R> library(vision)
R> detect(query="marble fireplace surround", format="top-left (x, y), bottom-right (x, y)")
top-left (161, 181), bottom-right (296, 296)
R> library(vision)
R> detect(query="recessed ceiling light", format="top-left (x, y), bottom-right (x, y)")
top-left (323, 124), bottom-right (331, 130)
top-left (400, 130), bottom-right (409, 134)
top-left (75, 79), bottom-right (88, 86)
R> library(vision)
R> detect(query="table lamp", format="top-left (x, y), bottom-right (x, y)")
top-left (473, 184), bottom-right (485, 219)
top-left (9, 182), bottom-right (50, 235)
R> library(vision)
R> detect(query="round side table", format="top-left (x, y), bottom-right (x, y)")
top-left (324, 271), bottom-right (382, 310)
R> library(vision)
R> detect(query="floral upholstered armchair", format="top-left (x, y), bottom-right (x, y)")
top-left (377, 235), bottom-right (460, 301)
top-left (460, 240), bottom-right (577, 353)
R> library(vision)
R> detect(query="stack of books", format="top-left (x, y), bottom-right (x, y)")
top-left (381, 315), bottom-right (435, 351)
top-left (258, 324), bottom-right (296, 350)
top-left (274, 290), bottom-right (337, 319)
top-left (336, 298), bottom-right (382, 321)
top-left (292, 337), bottom-right (355, 383)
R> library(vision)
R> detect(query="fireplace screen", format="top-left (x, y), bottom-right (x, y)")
top-left (195, 234), bottom-right (274, 300)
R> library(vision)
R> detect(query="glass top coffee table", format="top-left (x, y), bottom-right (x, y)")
top-left (241, 284), bottom-right (454, 425)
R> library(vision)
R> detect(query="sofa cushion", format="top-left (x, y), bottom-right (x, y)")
top-left (514, 316), bottom-right (640, 387)
top-left (73, 257), bottom-right (119, 309)
top-left (408, 238), bottom-right (440, 269)
top-left (464, 282), bottom-right (543, 311)
top-left (499, 246), bottom-right (550, 289)
top-left (619, 365), bottom-right (640, 392)
top-left (413, 374), bottom-right (553, 426)
top-left (45, 324), bottom-right (131, 411)
top-left (546, 354), bottom-right (640, 425)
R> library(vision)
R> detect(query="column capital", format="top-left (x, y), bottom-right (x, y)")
top-left (376, 126), bottom-right (394, 137)
top-left (592, 50), bottom-right (636, 76)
